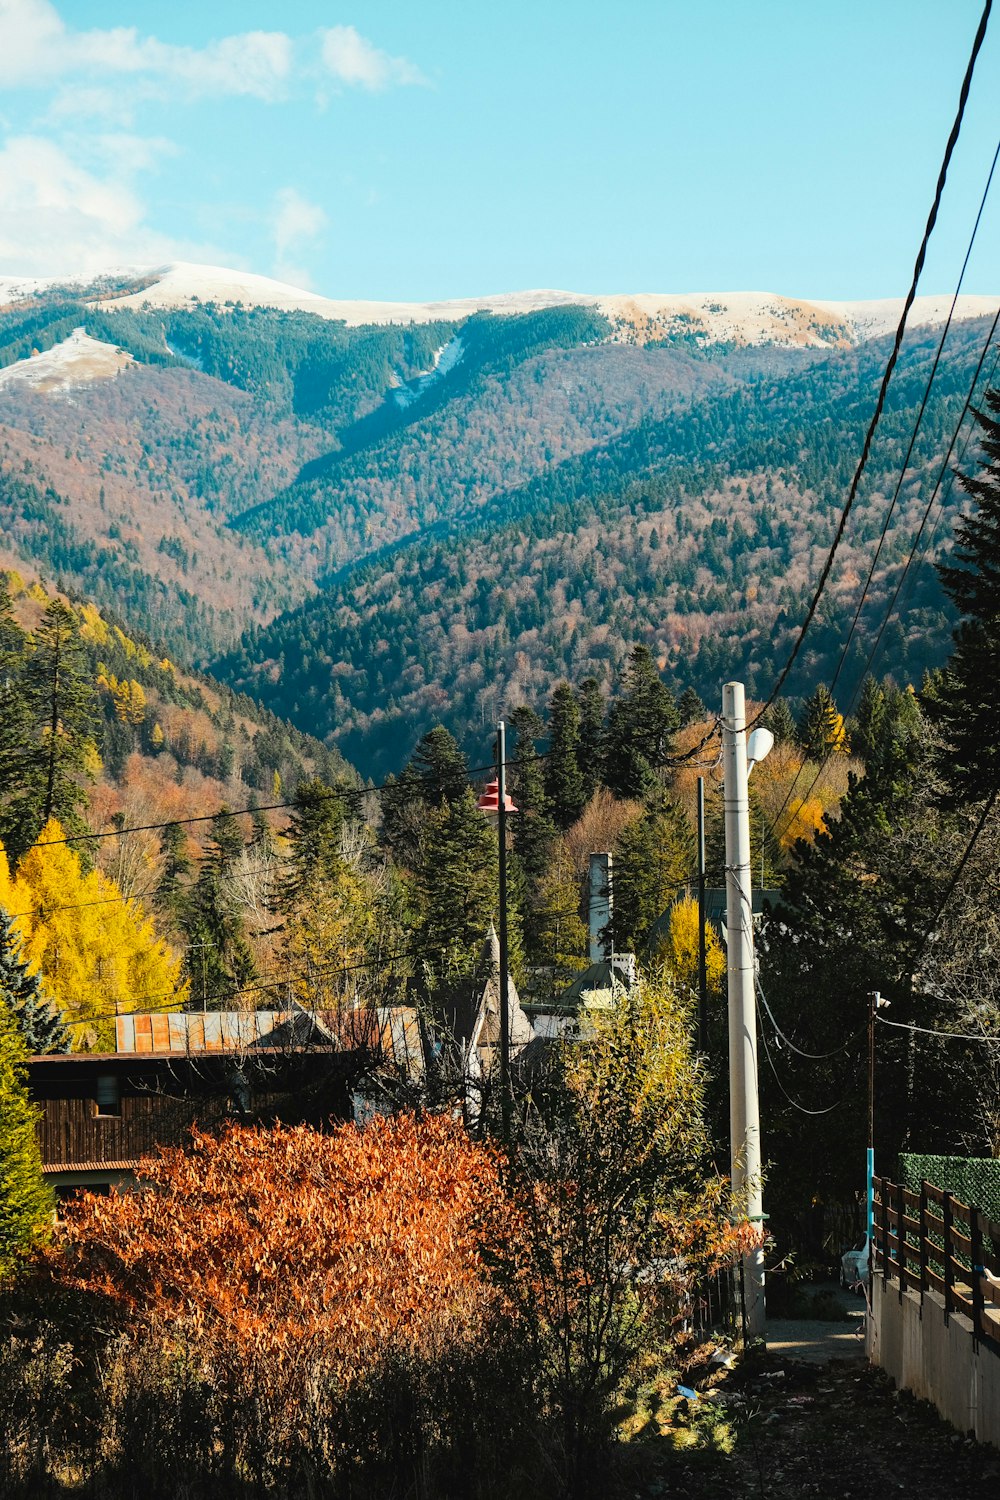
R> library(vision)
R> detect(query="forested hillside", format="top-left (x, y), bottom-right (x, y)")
top-left (0, 272), bottom-right (991, 770)
top-left (215, 318), bottom-right (988, 772)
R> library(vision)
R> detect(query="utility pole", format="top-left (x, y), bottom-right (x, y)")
top-left (697, 775), bottom-right (708, 1054)
top-left (867, 990), bottom-right (889, 1245)
top-left (496, 719), bottom-right (511, 1142)
top-left (722, 682), bottom-right (766, 1339)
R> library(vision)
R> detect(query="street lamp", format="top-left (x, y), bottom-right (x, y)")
top-left (476, 719), bottom-right (517, 1139)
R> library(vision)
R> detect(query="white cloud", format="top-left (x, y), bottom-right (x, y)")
top-left (320, 25), bottom-right (426, 90)
top-left (272, 187), bottom-right (327, 286)
top-left (0, 133), bottom-right (222, 276)
top-left (0, 0), bottom-right (293, 100)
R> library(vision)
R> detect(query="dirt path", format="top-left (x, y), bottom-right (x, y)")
top-left (765, 1280), bottom-right (867, 1364)
top-left (624, 1287), bottom-right (1000, 1498)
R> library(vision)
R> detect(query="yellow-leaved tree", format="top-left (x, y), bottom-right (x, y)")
top-left (0, 819), bottom-right (187, 1049)
top-left (661, 893), bottom-right (726, 1003)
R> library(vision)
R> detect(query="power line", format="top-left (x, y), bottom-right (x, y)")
top-left (751, 0), bottom-right (994, 727)
top-left (829, 136), bottom-right (1000, 705)
top-left (765, 304), bottom-right (1000, 844)
top-left (58, 943), bottom-right (432, 1027)
top-left (890, 333), bottom-right (1000, 623)
top-left (755, 974), bottom-right (861, 1060)
top-left (756, 1002), bottom-right (852, 1116)
top-left (908, 788), bottom-right (999, 973)
top-left (23, 713), bottom-right (721, 858)
top-left (876, 1011), bottom-right (1000, 1044)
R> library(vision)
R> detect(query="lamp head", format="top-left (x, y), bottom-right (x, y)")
top-left (746, 727), bottom-right (774, 776)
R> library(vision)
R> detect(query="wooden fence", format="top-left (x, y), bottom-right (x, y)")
top-left (873, 1175), bottom-right (1000, 1353)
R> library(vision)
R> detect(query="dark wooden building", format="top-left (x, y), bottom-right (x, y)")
top-left (28, 1046), bottom-right (360, 1195)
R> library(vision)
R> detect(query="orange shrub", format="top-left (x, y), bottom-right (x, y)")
top-left (54, 1114), bottom-right (512, 1382)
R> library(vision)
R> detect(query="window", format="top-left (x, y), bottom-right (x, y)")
top-left (95, 1073), bottom-right (120, 1117)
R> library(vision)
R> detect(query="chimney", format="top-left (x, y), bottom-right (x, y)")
top-left (588, 852), bottom-right (613, 963)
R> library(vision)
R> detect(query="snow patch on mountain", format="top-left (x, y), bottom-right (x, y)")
top-left (1, 261), bottom-right (996, 350)
top-left (0, 327), bottom-right (134, 394)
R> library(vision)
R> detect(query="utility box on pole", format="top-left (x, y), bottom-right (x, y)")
top-left (722, 681), bottom-right (766, 1339)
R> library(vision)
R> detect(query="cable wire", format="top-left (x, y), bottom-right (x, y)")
top-left (755, 974), bottom-right (861, 1059)
top-left (876, 1011), bottom-right (1000, 1044)
top-left (757, 1001), bottom-right (853, 1115)
top-left (751, 0), bottom-right (994, 727)
top-left (58, 943), bottom-right (432, 1026)
top-left (908, 788), bottom-right (999, 972)
top-left (766, 304), bottom-right (1000, 843)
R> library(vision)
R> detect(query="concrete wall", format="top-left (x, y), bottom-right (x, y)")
top-left (869, 1279), bottom-right (1000, 1447)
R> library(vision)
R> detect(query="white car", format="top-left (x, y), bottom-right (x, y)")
top-left (840, 1235), bottom-right (870, 1291)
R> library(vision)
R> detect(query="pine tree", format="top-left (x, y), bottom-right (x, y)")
top-left (931, 389), bottom-right (1000, 804)
top-left (157, 821), bottom-right (192, 925)
top-left (413, 788), bottom-right (511, 980)
top-left (278, 780), bottom-right (346, 908)
top-left (182, 810), bottom-right (256, 1008)
top-left (0, 1001), bottom-right (52, 1279)
top-left (762, 697), bottom-right (797, 747)
top-left (0, 906), bottom-right (68, 1054)
top-left (0, 580), bottom-right (30, 855)
top-left (14, 600), bottom-right (96, 859)
top-left (677, 685), bottom-right (707, 727)
top-left (576, 677), bottom-right (606, 801)
top-left (545, 683), bottom-right (586, 830)
top-left (797, 684), bottom-right (847, 758)
top-left (605, 645), bottom-right (680, 799)
top-left (533, 836), bottom-right (588, 995)
top-left (612, 794), bottom-right (696, 951)
top-left (382, 726), bottom-right (469, 868)
top-left (509, 705), bottom-right (554, 887)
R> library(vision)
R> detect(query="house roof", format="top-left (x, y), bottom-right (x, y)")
top-left (116, 1008), bottom-right (338, 1054)
top-left (41, 1160), bottom-right (140, 1174)
top-left (435, 927), bottom-right (534, 1053)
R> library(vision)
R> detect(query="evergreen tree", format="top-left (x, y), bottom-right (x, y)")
top-left (576, 677), bottom-right (606, 801)
top-left (509, 705), bottom-right (554, 887)
top-left (852, 677), bottom-right (887, 765)
top-left (0, 581), bottom-right (30, 853)
top-left (605, 645), bottom-right (680, 799)
top-left (278, 779), bottom-right (346, 908)
top-left (677, 685), bottom-right (706, 727)
top-left (761, 696), bottom-right (977, 1239)
top-left (533, 836), bottom-right (588, 996)
top-left (0, 906), bottom-right (68, 1054)
top-left (545, 683), bottom-right (586, 830)
top-left (279, 781), bottom-right (383, 1005)
top-left (931, 389), bottom-right (1000, 805)
top-left (413, 788), bottom-right (515, 980)
top-left (382, 726), bottom-right (468, 868)
top-left (797, 684), bottom-right (847, 757)
top-left (0, 1000), bottom-right (52, 1278)
top-left (157, 821), bottom-right (192, 925)
top-left (612, 794), bottom-right (696, 951)
top-left (14, 600), bottom-right (96, 859)
top-left (182, 810), bottom-right (257, 1007)
top-left (762, 697), bottom-right (797, 747)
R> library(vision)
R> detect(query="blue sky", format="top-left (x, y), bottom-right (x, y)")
top-left (1, 0), bottom-right (997, 300)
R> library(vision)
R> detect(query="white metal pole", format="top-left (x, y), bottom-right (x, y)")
top-left (722, 681), bottom-right (766, 1339)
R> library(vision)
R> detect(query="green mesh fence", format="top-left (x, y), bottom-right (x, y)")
top-left (899, 1154), bottom-right (1000, 1225)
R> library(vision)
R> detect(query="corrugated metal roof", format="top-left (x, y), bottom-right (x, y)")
top-left (116, 1010), bottom-right (337, 1054)
top-left (42, 1160), bottom-right (140, 1173)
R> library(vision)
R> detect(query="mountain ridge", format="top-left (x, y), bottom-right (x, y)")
top-left (1, 260), bottom-right (996, 348)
